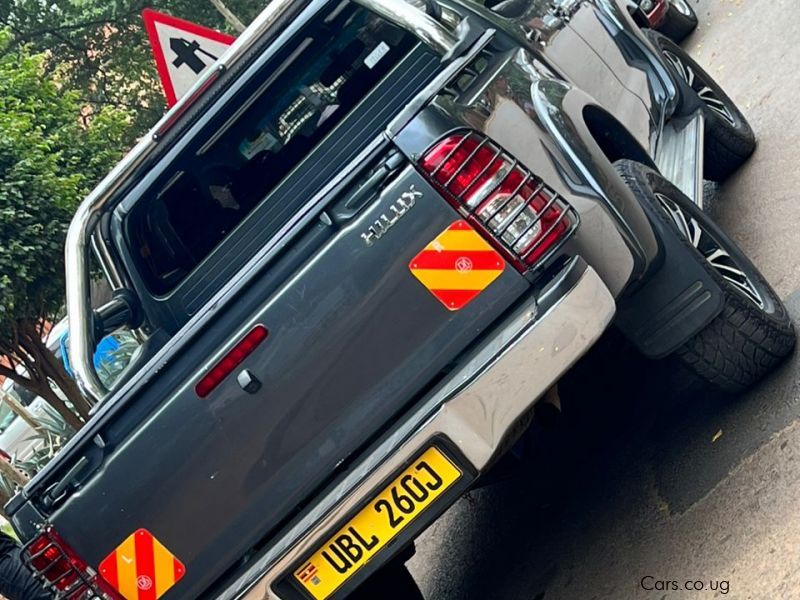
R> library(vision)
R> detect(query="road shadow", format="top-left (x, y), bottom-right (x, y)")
top-left (414, 292), bottom-right (800, 600)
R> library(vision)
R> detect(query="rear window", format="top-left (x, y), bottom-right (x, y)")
top-left (129, 2), bottom-right (417, 295)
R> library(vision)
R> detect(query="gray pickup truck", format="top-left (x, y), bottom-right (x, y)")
top-left (8, 0), bottom-right (794, 599)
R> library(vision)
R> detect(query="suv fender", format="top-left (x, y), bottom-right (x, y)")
top-left (524, 71), bottom-right (660, 292)
top-left (396, 49), bottom-right (660, 296)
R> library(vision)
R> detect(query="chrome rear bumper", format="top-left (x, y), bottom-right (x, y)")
top-left (228, 260), bottom-right (615, 600)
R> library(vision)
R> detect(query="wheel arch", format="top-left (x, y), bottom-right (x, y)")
top-left (582, 104), bottom-right (657, 171)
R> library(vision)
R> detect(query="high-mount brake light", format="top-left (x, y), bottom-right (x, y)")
top-left (196, 325), bottom-right (269, 398)
top-left (24, 527), bottom-right (122, 599)
top-left (418, 132), bottom-right (576, 271)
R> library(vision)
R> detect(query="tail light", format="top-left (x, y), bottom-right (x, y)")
top-left (418, 131), bottom-right (576, 272)
top-left (23, 526), bottom-right (122, 599)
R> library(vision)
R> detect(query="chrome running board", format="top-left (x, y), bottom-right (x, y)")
top-left (655, 110), bottom-right (705, 209)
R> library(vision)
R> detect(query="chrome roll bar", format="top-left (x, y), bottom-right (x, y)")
top-left (65, 0), bottom-right (459, 404)
top-left (65, 137), bottom-right (155, 404)
top-left (353, 0), bottom-right (459, 55)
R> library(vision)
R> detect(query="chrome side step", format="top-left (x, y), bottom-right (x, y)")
top-left (654, 111), bottom-right (705, 209)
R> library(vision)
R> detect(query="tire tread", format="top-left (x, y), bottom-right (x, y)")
top-left (677, 291), bottom-right (796, 393)
top-left (614, 160), bottom-right (796, 394)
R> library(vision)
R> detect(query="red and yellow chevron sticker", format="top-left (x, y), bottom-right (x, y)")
top-left (99, 529), bottom-right (185, 600)
top-left (410, 220), bottom-right (505, 311)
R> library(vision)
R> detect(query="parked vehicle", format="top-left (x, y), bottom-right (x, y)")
top-left (628, 0), bottom-right (699, 42)
top-left (0, 321), bottom-right (71, 465)
top-left (0, 382), bottom-right (59, 465)
top-left (0, 323), bottom-right (139, 465)
top-left (7, 1), bottom-right (793, 599)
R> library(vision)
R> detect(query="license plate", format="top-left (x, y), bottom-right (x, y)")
top-left (293, 447), bottom-right (462, 600)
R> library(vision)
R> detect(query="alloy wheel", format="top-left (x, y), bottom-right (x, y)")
top-left (662, 49), bottom-right (737, 126)
top-left (655, 193), bottom-right (766, 310)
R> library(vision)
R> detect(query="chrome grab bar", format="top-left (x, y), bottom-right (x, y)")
top-left (65, 139), bottom-right (154, 404)
top-left (65, 0), bottom-right (459, 404)
top-left (353, 0), bottom-right (459, 56)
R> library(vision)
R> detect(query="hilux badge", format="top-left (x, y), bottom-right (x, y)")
top-left (361, 185), bottom-right (422, 246)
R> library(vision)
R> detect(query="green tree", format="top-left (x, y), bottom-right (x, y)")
top-left (1, 0), bottom-right (261, 144)
top-left (0, 32), bottom-right (131, 430)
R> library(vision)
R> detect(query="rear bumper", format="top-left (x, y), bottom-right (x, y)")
top-left (227, 259), bottom-right (615, 600)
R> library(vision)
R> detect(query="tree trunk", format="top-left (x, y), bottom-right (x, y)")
top-left (0, 457), bottom-right (27, 520)
top-left (0, 391), bottom-right (40, 432)
top-left (0, 457), bottom-right (27, 489)
top-left (16, 321), bottom-right (91, 420)
top-left (209, 0), bottom-right (246, 33)
top-left (37, 346), bottom-right (92, 418)
top-left (38, 387), bottom-right (83, 432)
top-left (0, 366), bottom-right (83, 433)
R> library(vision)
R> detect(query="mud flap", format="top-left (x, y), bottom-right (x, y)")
top-left (614, 199), bottom-right (724, 359)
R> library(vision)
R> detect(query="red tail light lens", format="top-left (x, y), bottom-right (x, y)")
top-left (196, 324), bottom-right (269, 398)
top-left (418, 132), bottom-right (575, 270)
top-left (24, 527), bottom-right (122, 599)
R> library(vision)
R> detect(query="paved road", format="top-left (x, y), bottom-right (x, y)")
top-left (409, 1), bottom-right (800, 598)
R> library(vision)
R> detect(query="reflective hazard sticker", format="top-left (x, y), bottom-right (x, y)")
top-left (409, 220), bottom-right (505, 311)
top-left (99, 529), bottom-right (185, 600)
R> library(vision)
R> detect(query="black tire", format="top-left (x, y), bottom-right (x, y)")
top-left (658, 0), bottom-right (698, 43)
top-left (615, 161), bottom-right (795, 393)
top-left (646, 30), bottom-right (756, 182)
top-left (348, 563), bottom-right (424, 600)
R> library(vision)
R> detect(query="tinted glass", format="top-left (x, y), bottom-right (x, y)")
top-left (130, 2), bottom-right (416, 295)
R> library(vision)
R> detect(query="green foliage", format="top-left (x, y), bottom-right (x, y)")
top-left (96, 331), bottom-right (141, 389)
top-left (0, 404), bottom-right (74, 497)
top-left (2, 0), bottom-right (262, 141)
top-left (0, 30), bottom-right (130, 334)
top-left (0, 474), bottom-right (16, 505)
top-left (16, 404), bottom-right (74, 476)
top-left (0, 1), bottom-right (256, 428)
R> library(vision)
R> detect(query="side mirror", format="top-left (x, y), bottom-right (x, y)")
top-left (92, 289), bottom-right (143, 343)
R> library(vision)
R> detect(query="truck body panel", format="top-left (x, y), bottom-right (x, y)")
top-left (7, 1), bottom-right (707, 599)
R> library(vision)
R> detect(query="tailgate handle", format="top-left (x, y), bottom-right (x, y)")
top-left (333, 150), bottom-right (405, 221)
top-left (43, 456), bottom-right (90, 507)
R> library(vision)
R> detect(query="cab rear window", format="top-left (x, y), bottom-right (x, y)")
top-left (129, 2), bottom-right (416, 295)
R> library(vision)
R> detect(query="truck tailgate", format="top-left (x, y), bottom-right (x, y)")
top-left (22, 164), bottom-right (528, 597)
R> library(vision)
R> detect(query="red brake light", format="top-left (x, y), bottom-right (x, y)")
top-left (418, 132), bottom-right (575, 271)
top-left (24, 527), bottom-right (122, 599)
top-left (196, 325), bottom-right (269, 398)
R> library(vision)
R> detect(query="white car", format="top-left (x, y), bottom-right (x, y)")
top-left (0, 322), bottom-right (139, 465)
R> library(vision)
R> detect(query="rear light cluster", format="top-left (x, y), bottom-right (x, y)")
top-left (418, 131), bottom-right (576, 271)
top-left (24, 527), bottom-right (120, 599)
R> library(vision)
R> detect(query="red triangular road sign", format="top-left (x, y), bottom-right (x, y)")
top-left (142, 9), bottom-right (236, 107)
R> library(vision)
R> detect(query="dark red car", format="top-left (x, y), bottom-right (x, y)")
top-left (630, 0), bottom-right (698, 42)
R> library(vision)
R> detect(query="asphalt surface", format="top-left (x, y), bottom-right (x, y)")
top-left (409, 1), bottom-right (800, 599)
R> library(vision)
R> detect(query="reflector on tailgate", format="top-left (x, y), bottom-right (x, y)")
top-left (410, 220), bottom-right (505, 311)
top-left (99, 529), bottom-right (185, 600)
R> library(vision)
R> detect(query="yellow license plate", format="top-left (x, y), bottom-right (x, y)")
top-left (293, 447), bottom-right (462, 600)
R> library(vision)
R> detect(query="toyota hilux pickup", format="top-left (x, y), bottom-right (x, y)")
top-left (7, 0), bottom-right (795, 599)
